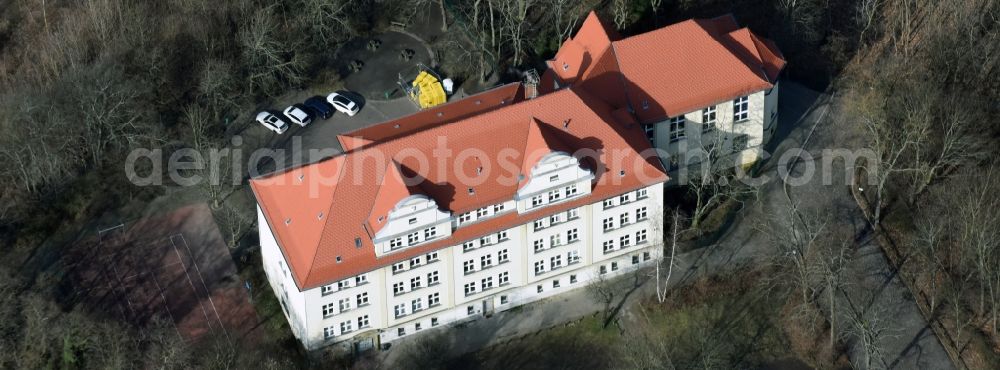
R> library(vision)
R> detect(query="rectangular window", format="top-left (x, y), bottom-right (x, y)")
top-left (410, 257), bottom-right (422, 268)
top-left (600, 265), bottom-right (608, 274)
top-left (534, 239), bottom-right (544, 252)
top-left (482, 276), bottom-right (494, 290)
top-left (534, 261), bottom-right (545, 275)
top-left (339, 298), bottom-right (351, 312)
top-left (321, 284), bottom-right (336, 296)
top-left (424, 228), bottom-right (437, 239)
top-left (498, 249), bottom-right (509, 262)
top-left (392, 262), bottom-right (405, 274)
top-left (620, 193), bottom-right (631, 203)
top-left (534, 219), bottom-right (545, 231)
top-left (476, 207), bottom-right (488, 217)
top-left (408, 218), bottom-right (417, 225)
top-left (603, 199), bottom-right (614, 209)
top-left (428, 292), bottom-right (440, 306)
top-left (324, 326), bottom-right (336, 339)
top-left (733, 134), bottom-right (749, 151)
top-left (531, 195), bottom-right (543, 207)
top-left (499, 271), bottom-right (509, 285)
top-left (603, 240), bottom-right (615, 253)
top-left (603, 218), bottom-right (614, 231)
top-left (636, 188), bottom-right (647, 198)
top-left (458, 212), bottom-right (472, 223)
top-left (550, 213), bottom-right (562, 224)
top-left (356, 292), bottom-right (369, 306)
top-left (412, 298), bottom-right (423, 312)
top-left (427, 271), bottom-right (439, 285)
top-left (355, 274), bottom-right (368, 285)
top-left (567, 229), bottom-right (579, 242)
top-left (620, 235), bottom-right (632, 247)
top-left (643, 252), bottom-right (651, 261)
top-left (407, 232), bottom-right (419, 244)
top-left (669, 116), bottom-right (686, 142)
top-left (551, 255), bottom-right (563, 269)
top-left (570, 274), bottom-right (578, 283)
top-left (537, 285), bottom-right (543, 293)
top-left (501, 295), bottom-right (509, 304)
top-left (464, 282), bottom-right (477, 296)
top-left (636, 207), bottom-right (648, 221)
top-left (394, 304), bottom-right (406, 318)
top-left (338, 280), bottom-right (349, 290)
top-left (493, 203), bottom-right (505, 213)
top-left (550, 234), bottom-right (561, 247)
top-left (323, 303), bottom-right (336, 318)
top-left (463, 241), bottom-right (475, 252)
top-left (553, 279), bottom-right (561, 288)
top-left (480, 235), bottom-right (492, 246)
top-left (612, 262), bottom-right (619, 271)
top-left (549, 175), bottom-right (559, 182)
top-left (432, 317), bottom-right (439, 326)
top-left (393, 282), bottom-right (405, 295)
top-left (702, 106), bottom-right (717, 132)
top-left (565, 184), bottom-right (578, 196)
top-left (636, 229), bottom-right (648, 244)
top-left (398, 327), bottom-right (406, 336)
top-left (568, 250), bottom-right (580, 264)
top-left (644, 124), bottom-right (655, 145)
top-left (426, 252), bottom-right (439, 261)
top-left (568, 208), bottom-right (579, 219)
top-left (548, 190), bottom-right (562, 202)
top-left (358, 315), bottom-right (370, 328)
top-left (481, 254), bottom-right (493, 267)
top-left (340, 320), bottom-right (353, 333)
top-left (632, 255), bottom-right (641, 265)
top-left (410, 276), bottom-right (422, 289)
top-left (497, 230), bottom-right (508, 240)
top-left (467, 306), bottom-right (475, 315)
top-left (390, 238), bottom-right (403, 250)
top-left (463, 260), bottom-right (475, 274)
top-left (733, 96), bottom-right (749, 122)
top-left (620, 213), bottom-right (630, 225)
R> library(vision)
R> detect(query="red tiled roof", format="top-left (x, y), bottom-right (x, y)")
top-left (250, 87), bottom-right (668, 290)
top-left (612, 18), bottom-right (779, 122)
top-left (340, 83), bottom-right (523, 149)
top-left (547, 12), bottom-right (785, 123)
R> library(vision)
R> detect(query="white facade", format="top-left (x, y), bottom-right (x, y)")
top-left (260, 177), bottom-right (665, 350)
top-left (646, 83), bottom-right (780, 177)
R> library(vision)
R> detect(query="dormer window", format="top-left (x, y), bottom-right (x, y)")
top-left (562, 62), bottom-right (569, 71)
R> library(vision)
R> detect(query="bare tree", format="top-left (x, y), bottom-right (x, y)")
top-left (816, 235), bottom-right (854, 351)
top-left (238, 8), bottom-right (307, 96)
top-left (216, 202), bottom-right (253, 249)
top-left (494, 0), bottom-right (538, 66)
top-left (841, 293), bottom-right (897, 370)
top-left (956, 168), bottom-right (1000, 335)
top-left (760, 201), bottom-right (826, 307)
top-left (611, 0), bottom-right (631, 30)
top-left (906, 94), bottom-right (986, 202)
top-left (654, 209), bottom-right (681, 303)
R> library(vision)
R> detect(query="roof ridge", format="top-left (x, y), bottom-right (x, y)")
top-left (307, 158), bottom-right (349, 287)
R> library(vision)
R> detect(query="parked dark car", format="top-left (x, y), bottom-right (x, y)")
top-left (304, 96), bottom-right (334, 120)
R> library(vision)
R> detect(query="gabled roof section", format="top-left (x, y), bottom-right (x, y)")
top-left (520, 117), bottom-right (573, 187)
top-left (365, 160), bottom-right (423, 235)
top-left (248, 155), bottom-right (346, 288)
top-left (610, 17), bottom-right (782, 121)
top-left (547, 11), bottom-right (618, 86)
top-left (340, 83), bottom-right (523, 147)
top-left (337, 135), bottom-right (373, 152)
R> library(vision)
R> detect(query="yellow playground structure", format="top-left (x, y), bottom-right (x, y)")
top-left (401, 65), bottom-right (447, 109)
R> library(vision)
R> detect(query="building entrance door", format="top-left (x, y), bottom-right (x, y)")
top-left (482, 298), bottom-right (495, 317)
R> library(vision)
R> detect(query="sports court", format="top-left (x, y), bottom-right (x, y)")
top-left (66, 204), bottom-right (258, 343)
